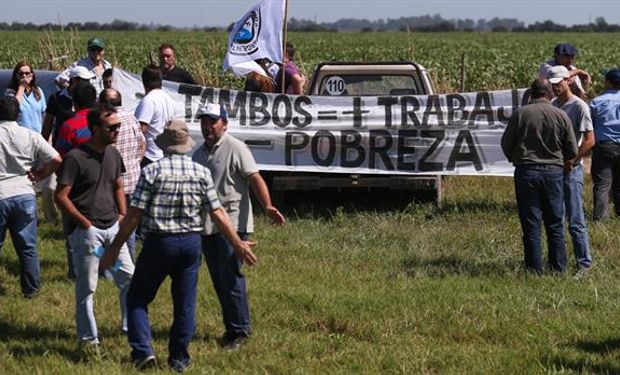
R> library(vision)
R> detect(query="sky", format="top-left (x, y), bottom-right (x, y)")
top-left (0, 0), bottom-right (619, 27)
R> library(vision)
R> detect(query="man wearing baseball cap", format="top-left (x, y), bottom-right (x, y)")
top-left (101, 119), bottom-right (257, 371)
top-left (538, 42), bottom-right (591, 99)
top-left (193, 103), bottom-right (285, 350)
top-left (40, 66), bottom-right (98, 238)
top-left (590, 68), bottom-right (620, 220)
top-left (55, 37), bottom-right (112, 95)
top-left (548, 65), bottom-right (595, 277)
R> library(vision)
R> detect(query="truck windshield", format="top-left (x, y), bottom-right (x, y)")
top-left (319, 74), bottom-right (419, 96)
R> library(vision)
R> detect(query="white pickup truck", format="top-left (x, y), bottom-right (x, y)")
top-left (263, 61), bottom-right (443, 205)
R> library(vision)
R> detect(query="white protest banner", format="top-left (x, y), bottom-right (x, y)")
top-left (112, 69), bottom-right (526, 177)
top-left (223, 0), bottom-right (286, 77)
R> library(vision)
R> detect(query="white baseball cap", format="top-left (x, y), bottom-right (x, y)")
top-left (69, 66), bottom-right (96, 80)
top-left (548, 65), bottom-right (569, 84)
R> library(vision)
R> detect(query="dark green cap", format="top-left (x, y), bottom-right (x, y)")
top-left (87, 37), bottom-right (105, 49)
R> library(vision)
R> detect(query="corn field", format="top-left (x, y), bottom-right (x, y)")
top-left (0, 30), bottom-right (619, 95)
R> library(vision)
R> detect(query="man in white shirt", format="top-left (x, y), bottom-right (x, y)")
top-left (55, 37), bottom-right (112, 95)
top-left (0, 96), bottom-right (61, 298)
top-left (134, 65), bottom-right (178, 167)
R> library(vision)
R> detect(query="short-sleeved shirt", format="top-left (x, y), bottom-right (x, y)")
top-left (45, 89), bottom-right (75, 146)
top-left (192, 133), bottom-right (259, 235)
top-left (162, 66), bottom-right (197, 85)
top-left (134, 89), bottom-right (178, 162)
top-left (130, 154), bottom-right (221, 235)
top-left (552, 96), bottom-right (593, 143)
top-left (0, 121), bottom-right (58, 200)
top-left (538, 59), bottom-right (585, 97)
top-left (57, 144), bottom-right (124, 229)
top-left (5, 87), bottom-right (46, 133)
top-left (591, 89), bottom-right (620, 144)
top-left (113, 107), bottom-right (144, 195)
top-left (55, 108), bottom-right (92, 157)
top-left (56, 57), bottom-right (112, 95)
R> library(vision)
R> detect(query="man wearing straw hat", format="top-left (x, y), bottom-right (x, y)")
top-left (101, 119), bottom-right (257, 372)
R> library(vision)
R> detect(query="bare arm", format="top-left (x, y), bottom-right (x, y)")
top-left (248, 172), bottom-right (285, 225)
top-left (565, 131), bottom-right (595, 171)
top-left (100, 206), bottom-right (143, 269)
top-left (42, 113), bottom-right (54, 141)
top-left (114, 177), bottom-right (127, 220)
top-left (209, 207), bottom-right (257, 265)
top-left (28, 154), bottom-right (61, 183)
top-left (290, 73), bottom-right (306, 95)
top-left (55, 184), bottom-right (92, 229)
top-left (140, 121), bottom-right (149, 135)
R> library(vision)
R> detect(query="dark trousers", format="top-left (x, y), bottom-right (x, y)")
top-left (127, 233), bottom-right (202, 362)
top-left (591, 143), bottom-right (620, 220)
top-left (514, 164), bottom-right (566, 274)
top-left (202, 232), bottom-right (251, 336)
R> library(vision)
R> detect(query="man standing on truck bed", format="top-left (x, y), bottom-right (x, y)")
top-left (501, 79), bottom-right (577, 275)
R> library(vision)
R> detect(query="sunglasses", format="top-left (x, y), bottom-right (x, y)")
top-left (18, 71), bottom-right (33, 77)
top-left (103, 123), bottom-right (121, 132)
top-left (88, 46), bottom-right (103, 52)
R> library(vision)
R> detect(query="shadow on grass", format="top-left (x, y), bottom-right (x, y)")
top-left (437, 200), bottom-right (515, 215)
top-left (8, 341), bottom-right (82, 363)
top-left (545, 338), bottom-right (620, 374)
top-left (274, 189), bottom-right (427, 219)
top-left (575, 338), bottom-right (620, 354)
top-left (0, 258), bottom-right (65, 278)
top-left (0, 320), bottom-right (82, 362)
top-left (401, 254), bottom-right (515, 278)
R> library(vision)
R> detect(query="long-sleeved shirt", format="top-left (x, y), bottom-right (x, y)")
top-left (501, 98), bottom-right (577, 167)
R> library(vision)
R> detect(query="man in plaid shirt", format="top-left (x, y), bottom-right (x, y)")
top-left (100, 119), bottom-right (256, 372)
top-left (99, 88), bottom-right (145, 260)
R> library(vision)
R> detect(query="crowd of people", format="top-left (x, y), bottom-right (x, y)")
top-left (0, 37), bottom-right (287, 372)
top-left (503, 42), bottom-right (620, 277)
top-left (0, 36), bottom-right (619, 371)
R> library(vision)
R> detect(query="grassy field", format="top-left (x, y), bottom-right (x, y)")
top-left (1, 175), bottom-right (620, 374)
top-left (1, 30), bottom-right (620, 373)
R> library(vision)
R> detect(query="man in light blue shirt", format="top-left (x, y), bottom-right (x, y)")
top-left (591, 68), bottom-right (620, 220)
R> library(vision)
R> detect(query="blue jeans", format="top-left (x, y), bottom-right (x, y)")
top-left (563, 164), bottom-right (592, 269)
top-left (127, 233), bottom-right (201, 363)
top-left (70, 223), bottom-right (134, 343)
top-left (0, 194), bottom-right (39, 296)
top-left (202, 232), bottom-right (251, 337)
top-left (514, 165), bottom-right (567, 274)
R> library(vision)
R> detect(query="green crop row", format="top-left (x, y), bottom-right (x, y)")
top-left (0, 30), bottom-right (619, 95)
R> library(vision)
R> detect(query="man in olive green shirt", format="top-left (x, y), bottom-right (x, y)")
top-left (501, 79), bottom-right (577, 274)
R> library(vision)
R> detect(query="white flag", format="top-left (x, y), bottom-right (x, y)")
top-left (223, 0), bottom-right (286, 77)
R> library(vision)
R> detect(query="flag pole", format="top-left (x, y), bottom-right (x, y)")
top-left (281, 0), bottom-right (289, 94)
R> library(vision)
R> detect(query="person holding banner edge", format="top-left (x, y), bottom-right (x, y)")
top-left (502, 79), bottom-right (577, 274)
top-left (193, 103), bottom-right (285, 350)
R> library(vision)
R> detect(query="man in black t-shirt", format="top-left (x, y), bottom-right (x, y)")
top-left (55, 104), bottom-right (135, 350)
top-left (159, 43), bottom-right (197, 85)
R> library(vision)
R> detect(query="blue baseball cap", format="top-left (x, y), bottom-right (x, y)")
top-left (604, 68), bottom-right (620, 85)
top-left (554, 43), bottom-right (578, 56)
top-left (197, 103), bottom-right (228, 121)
